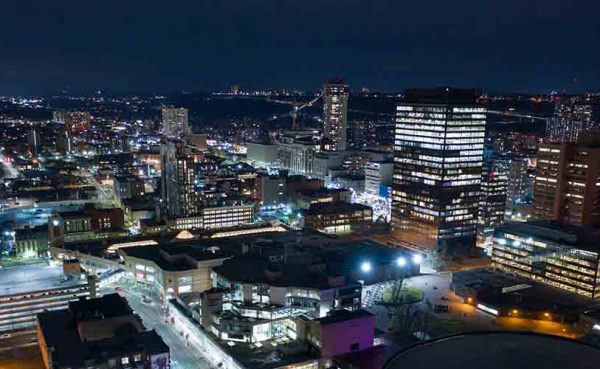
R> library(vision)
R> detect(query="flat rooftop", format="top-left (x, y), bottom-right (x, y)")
top-left (496, 220), bottom-right (600, 253)
top-left (315, 309), bottom-right (374, 325)
top-left (120, 241), bottom-right (233, 271)
top-left (304, 202), bottom-right (371, 215)
top-left (213, 257), bottom-right (362, 289)
top-left (38, 294), bottom-right (168, 368)
top-left (453, 269), bottom-right (600, 313)
top-left (222, 335), bottom-right (317, 369)
top-left (0, 264), bottom-right (79, 295)
top-left (170, 299), bottom-right (317, 369)
top-left (385, 332), bottom-right (600, 369)
top-left (296, 188), bottom-right (350, 197)
top-left (214, 238), bottom-right (418, 289)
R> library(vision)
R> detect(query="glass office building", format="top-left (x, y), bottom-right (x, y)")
top-left (391, 88), bottom-right (486, 252)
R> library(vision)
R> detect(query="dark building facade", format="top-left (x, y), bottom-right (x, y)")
top-left (161, 140), bottom-right (199, 218)
top-left (477, 149), bottom-right (508, 245)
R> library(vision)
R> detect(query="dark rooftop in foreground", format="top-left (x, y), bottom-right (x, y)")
top-left (336, 344), bottom-right (400, 369)
top-left (384, 331), bottom-right (600, 369)
top-left (223, 338), bottom-right (317, 369)
top-left (37, 294), bottom-right (169, 369)
top-left (68, 292), bottom-right (132, 319)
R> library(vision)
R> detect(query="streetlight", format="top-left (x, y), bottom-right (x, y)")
top-left (360, 261), bottom-right (372, 273)
top-left (412, 254), bottom-right (423, 264)
top-left (396, 257), bottom-right (406, 267)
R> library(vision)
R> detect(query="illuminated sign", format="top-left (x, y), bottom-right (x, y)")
top-left (477, 303), bottom-right (498, 316)
top-left (501, 284), bottom-right (530, 294)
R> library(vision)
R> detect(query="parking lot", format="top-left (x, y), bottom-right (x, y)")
top-left (0, 263), bottom-right (66, 295)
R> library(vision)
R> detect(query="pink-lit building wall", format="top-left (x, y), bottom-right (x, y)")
top-left (320, 313), bottom-right (375, 357)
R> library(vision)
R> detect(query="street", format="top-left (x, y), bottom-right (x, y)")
top-left (112, 286), bottom-right (212, 369)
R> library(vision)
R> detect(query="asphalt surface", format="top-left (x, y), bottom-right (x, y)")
top-left (0, 264), bottom-right (69, 295)
top-left (113, 286), bottom-right (213, 369)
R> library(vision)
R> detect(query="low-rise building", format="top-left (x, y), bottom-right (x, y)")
top-left (491, 221), bottom-right (600, 299)
top-left (14, 225), bottom-right (48, 259)
top-left (168, 203), bottom-right (256, 231)
top-left (113, 174), bottom-right (146, 199)
top-left (286, 175), bottom-right (324, 193)
top-left (291, 188), bottom-right (351, 211)
top-left (452, 268), bottom-right (595, 323)
top-left (202, 203), bottom-right (255, 230)
top-left (303, 202), bottom-right (372, 235)
top-left (277, 131), bottom-right (320, 176)
top-left (247, 141), bottom-right (278, 168)
top-left (299, 309), bottom-right (375, 358)
top-left (119, 241), bottom-right (232, 300)
top-left (37, 293), bottom-right (169, 369)
top-left (312, 151), bottom-right (347, 180)
top-left (254, 173), bottom-right (287, 209)
top-left (48, 204), bottom-right (125, 246)
top-left (212, 257), bottom-right (363, 320)
top-left (364, 160), bottom-right (393, 196)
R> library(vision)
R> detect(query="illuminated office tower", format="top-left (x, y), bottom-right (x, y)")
top-left (162, 107), bottom-right (190, 138)
top-left (161, 140), bottom-right (199, 218)
top-left (322, 79), bottom-right (349, 151)
top-left (391, 88), bottom-right (486, 252)
top-left (533, 141), bottom-right (600, 227)
top-left (477, 149), bottom-right (508, 245)
top-left (547, 96), bottom-right (598, 143)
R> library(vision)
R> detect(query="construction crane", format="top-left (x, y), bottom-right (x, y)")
top-left (267, 93), bottom-right (323, 129)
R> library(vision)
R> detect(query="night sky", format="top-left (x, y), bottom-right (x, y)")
top-left (1, 0), bottom-right (599, 94)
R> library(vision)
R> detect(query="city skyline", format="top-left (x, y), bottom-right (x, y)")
top-left (1, 1), bottom-right (599, 94)
top-left (3, 2), bottom-right (600, 368)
